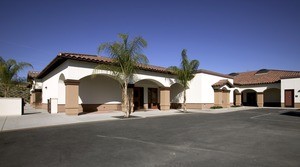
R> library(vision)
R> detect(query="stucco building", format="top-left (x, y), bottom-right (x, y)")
top-left (28, 53), bottom-right (300, 115)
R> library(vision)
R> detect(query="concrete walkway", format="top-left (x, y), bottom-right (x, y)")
top-left (0, 104), bottom-right (258, 132)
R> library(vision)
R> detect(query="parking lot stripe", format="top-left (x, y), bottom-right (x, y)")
top-left (250, 113), bottom-right (271, 119)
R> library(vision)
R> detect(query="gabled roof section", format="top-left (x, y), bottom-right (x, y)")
top-left (27, 71), bottom-right (40, 81)
top-left (233, 69), bottom-right (300, 85)
top-left (196, 69), bottom-right (233, 79)
top-left (212, 79), bottom-right (234, 89)
top-left (37, 53), bottom-right (172, 79)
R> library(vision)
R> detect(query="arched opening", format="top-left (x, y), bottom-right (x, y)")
top-left (264, 88), bottom-right (280, 107)
top-left (170, 83), bottom-right (184, 109)
top-left (134, 79), bottom-right (163, 110)
top-left (242, 89), bottom-right (257, 106)
top-left (233, 89), bottom-right (240, 106)
top-left (58, 74), bottom-right (66, 112)
top-left (79, 74), bottom-right (122, 112)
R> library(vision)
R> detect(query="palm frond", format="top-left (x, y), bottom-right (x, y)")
top-left (168, 49), bottom-right (200, 89)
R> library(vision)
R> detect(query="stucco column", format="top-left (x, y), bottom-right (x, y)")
top-left (160, 87), bottom-right (170, 110)
top-left (143, 87), bottom-right (148, 109)
top-left (31, 89), bottom-right (42, 107)
top-left (64, 80), bottom-right (80, 115)
top-left (30, 92), bottom-right (35, 105)
top-left (257, 92), bottom-right (264, 107)
top-left (235, 93), bottom-right (241, 106)
top-left (214, 90), bottom-right (222, 106)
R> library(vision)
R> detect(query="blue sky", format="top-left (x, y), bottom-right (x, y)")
top-left (1, 0), bottom-right (299, 77)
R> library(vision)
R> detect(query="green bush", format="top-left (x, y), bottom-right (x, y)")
top-left (210, 106), bottom-right (223, 109)
top-left (231, 105), bottom-right (241, 107)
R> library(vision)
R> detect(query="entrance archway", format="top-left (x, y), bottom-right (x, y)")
top-left (79, 74), bottom-right (121, 112)
top-left (134, 79), bottom-right (163, 110)
top-left (233, 89), bottom-right (241, 106)
top-left (242, 89), bottom-right (257, 106)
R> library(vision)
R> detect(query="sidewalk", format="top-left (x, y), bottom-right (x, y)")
top-left (0, 105), bottom-right (254, 132)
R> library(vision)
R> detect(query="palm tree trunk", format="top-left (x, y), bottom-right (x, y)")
top-left (4, 86), bottom-right (9, 97)
top-left (183, 89), bottom-right (187, 112)
top-left (122, 83), bottom-right (130, 118)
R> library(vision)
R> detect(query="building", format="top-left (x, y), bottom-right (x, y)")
top-left (28, 53), bottom-right (300, 115)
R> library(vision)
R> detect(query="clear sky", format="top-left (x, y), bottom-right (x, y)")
top-left (1, 0), bottom-right (299, 77)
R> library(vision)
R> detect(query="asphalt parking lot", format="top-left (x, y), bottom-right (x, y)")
top-left (0, 108), bottom-right (299, 167)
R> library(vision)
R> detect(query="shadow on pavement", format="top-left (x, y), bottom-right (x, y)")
top-left (112, 116), bottom-right (143, 119)
top-left (23, 112), bottom-right (42, 115)
top-left (280, 110), bottom-right (300, 117)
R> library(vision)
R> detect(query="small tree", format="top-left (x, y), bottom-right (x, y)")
top-left (0, 57), bottom-right (33, 97)
top-left (168, 49), bottom-right (199, 112)
top-left (94, 33), bottom-right (148, 117)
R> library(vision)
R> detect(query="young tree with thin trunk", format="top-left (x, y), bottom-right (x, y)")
top-left (94, 33), bottom-right (148, 118)
top-left (0, 57), bottom-right (33, 97)
top-left (167, 49), bottom-right (199, 112)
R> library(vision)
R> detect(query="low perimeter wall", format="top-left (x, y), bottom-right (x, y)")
top-left (0, 98), bottom-right (23, 116)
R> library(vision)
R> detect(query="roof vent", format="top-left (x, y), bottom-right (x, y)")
top-left (229, 72), bottom-right (239, 76)
top-left (255, 69), bottom-right (269, 75)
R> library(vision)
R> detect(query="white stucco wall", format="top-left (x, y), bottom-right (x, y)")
top-left (281, 78), bottom-right (300, 103)
top-left (186, 73), bottom-right (234, 103)
top-left (0, 98), bottom-right (22, 116)
top-left (58, 74), bottom-right (66, 104)
top-left (40, 59), bottom-right (237, 106)
top-left (41, 61), bottom-right (69, 103)
top-left (170, 83), bottom-right (184, 103)
top-left (41, 60), bottom-right (179, 105)
top-left (66, 60), bottom-right (176, 87)
top-left (79, 75), bottom-right (121, 104)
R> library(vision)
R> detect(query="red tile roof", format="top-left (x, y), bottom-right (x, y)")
top-left (37, 53), bottom-right (171, 79)
top-left (233, 69), bottom-right (300, 85)
top-left (212, 79), bottom-right (234, 88)
top-left (197, 69), bottom-right (233, 79)
top-left (27, 71), bottom-right (40, 81)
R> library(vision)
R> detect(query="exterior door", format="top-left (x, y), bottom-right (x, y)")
top-left (134, 87), bottom-right (144, 110)
top-left (247, 92), bottom-right (257, 106)
top-left (285, 90), bottom-right (294, 107)
top-left (148, 88), bottom-right (158, 109)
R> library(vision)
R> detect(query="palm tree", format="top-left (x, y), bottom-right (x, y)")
top-left (168, 49), bottom-right (199, 112)
top-left (95, 33), bottom-right (148, 117)
top-left (0, 56), bottom-right (33, 97)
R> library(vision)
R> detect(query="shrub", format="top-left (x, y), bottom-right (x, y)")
top-left (210, 106), bottom-right (223, 109)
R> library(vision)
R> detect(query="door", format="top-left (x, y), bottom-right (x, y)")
top-left (285, 90), bottom-right (294, 107)
top-left (134, 87), bottom-right (144, 110)
top-left (247, 92), bottom-right (257, 106)
top-left (148, 88), bottom-right (158, 109)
